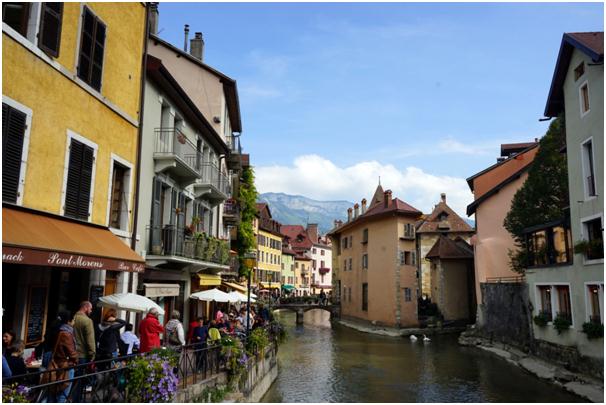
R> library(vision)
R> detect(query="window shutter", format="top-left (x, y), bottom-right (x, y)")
top-left (77, 7), bottom-right (105, 91)
top-left (2, 103), bottom-right (26, 203)
top-left (65, 139), bottom-right (93, 220)
top-left (150, 177), bottom-right (162, 251)
top-left (38, 2), bottom-right (63, 57)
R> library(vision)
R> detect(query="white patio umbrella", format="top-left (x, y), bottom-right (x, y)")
top-left (227, 290), bottom-right (256, 303)
top-left (97, 293), bottom-right (165, 315)
top-left (189, 288), bottom-right (235, 303)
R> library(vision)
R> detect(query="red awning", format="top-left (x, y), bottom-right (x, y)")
top-left (2, 205), bottom-right (145, 272)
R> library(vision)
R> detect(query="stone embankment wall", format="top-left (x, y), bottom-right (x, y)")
top-left (477, 283), bottom-right (533, 349)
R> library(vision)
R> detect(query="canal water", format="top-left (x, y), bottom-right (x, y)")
top-left (261, 310), bottom-right (584, 403)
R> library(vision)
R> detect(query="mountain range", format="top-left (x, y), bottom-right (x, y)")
top-left (258, 193), bottom-right (353, 234)
top-left (257, 192), bottom-right (475, 234)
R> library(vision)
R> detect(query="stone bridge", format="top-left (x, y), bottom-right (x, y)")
top-left (271, 303), bottom-right (340, 325)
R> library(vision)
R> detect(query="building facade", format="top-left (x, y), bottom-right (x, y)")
top-left (329, 186), bottom-right (423, 327)
top-left (2, 3), bottom-right (147, 342)
top-left (256, 203), bottom-right (283, 291)
top-left (466, 142), bottom-right (539, 324)
top-left (525, 32), bottom-right (603, 364)
top-left (281, 240), bottom-right (296, 294)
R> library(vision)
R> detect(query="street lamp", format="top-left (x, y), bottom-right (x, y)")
top-left (243, 250), bottom-right (257, 336)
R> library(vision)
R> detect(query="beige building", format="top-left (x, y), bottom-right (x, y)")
top-left (329, 186), bottom-right (422, 328)
top-left (417, 193), bottom-right (474, 299)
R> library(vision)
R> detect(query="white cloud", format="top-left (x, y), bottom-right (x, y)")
top-left (255, 155), bottom-right (474, 219)
top-left (240, 83), bottom-right (282, 99)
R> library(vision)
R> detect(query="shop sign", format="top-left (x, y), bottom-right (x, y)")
top-left (2, 246), bottom-right (145, 272)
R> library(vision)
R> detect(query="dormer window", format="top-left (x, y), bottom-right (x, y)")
top-left (574, 62), bottom-right (585, 81)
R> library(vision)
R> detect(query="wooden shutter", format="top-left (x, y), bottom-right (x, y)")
top-left (2, 103), bottom-right (27, 203)
top-left (77, 7), bottom-right (105, 91)
top-left (65, 139), bottom-right (94, 220)
top-left (150, 177), bottom-right (162, 250)
top-left (2, 3), bottom-right (31, 36)
top-left (38, 2), bottom-right (63, 57)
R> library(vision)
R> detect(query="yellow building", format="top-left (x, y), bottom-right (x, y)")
top-left (255, 203), bottom-right (282, 290)
top-left (2, 3), bottom-right (147, 343)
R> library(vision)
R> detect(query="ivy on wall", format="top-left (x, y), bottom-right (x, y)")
top-left (237, 166), bottom-right (258, 277)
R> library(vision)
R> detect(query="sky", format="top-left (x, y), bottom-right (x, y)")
top-left (157, 2), bottom-right (603, 217)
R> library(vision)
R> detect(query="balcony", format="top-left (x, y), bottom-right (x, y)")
top-left (223, 199), bottom-right (240, 225)
top-left (153, 128), bottom-right (201, 186)
top-left (226, 134), bottom-right (242, 170)
top-left (193, 163), bottom-right (230, 205)
top-left (146, 224), bottom-right (230, 271)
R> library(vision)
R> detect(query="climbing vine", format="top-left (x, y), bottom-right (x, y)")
top-left (237, 166), bottom-right (258, 277)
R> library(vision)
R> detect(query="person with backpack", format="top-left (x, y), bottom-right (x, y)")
top-left (96, 309), bottom-right (126, 371)
top-left (164, 310), bottom-right (185, 350)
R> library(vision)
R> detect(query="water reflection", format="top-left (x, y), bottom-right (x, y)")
top-left (262, 310), bottom-right (584, 403)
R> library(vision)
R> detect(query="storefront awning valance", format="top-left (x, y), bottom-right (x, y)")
top-left (144, 283), bottom-right (180, 298)
top-left (198, 273), bottom-right (222, 286)
top-left (259, 282), bottom-right (281, 289)
top-left (2, 206), bottom-right (145, 272)
top-left (282, 284), bottom-right (295, 291)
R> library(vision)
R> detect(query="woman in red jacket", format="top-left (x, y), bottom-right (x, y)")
top-left (139, 308), bottom-right (164, 353)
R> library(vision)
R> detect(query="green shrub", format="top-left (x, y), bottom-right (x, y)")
top-left (533, 311), bottom-right (550, 327)
top-left (582, 322), bottom-right (604, 339)
top-left (220, 336), bottom-right (248, 389)
top-left (196, 386), bottom-right (230, 403)
top-left (246, 328), bottom-right (270, 355)
top-left (553, 314), bottom-right (571, 334)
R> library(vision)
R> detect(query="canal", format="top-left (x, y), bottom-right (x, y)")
top-left (261, 310), bottom-right (584, 403)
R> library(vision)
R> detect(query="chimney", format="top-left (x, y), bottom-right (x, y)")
top-left (307, 224), bottom-right (319, 243)
top-left (441, 193), bottom-right (446, 203)
top-left (190, 32), bottom-right (204, 61)
top-left (361, 198), bottom-right (367, 214)
top-left (149, 3), bottom-right (159, 35)
top-left (354, 203), bottom-right (360, 218)
top-left (384, 190), bottom-right (392, 208)
top-left (347, 208), bottom-right (353, 222)
top-left (183, 24), bottom-right (190, 52)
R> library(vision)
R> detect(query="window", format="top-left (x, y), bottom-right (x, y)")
top-left (349, 235), bottom-right (353, 247)
top-left (582, 217), bottom-right (603, 261)
top-left (411, 251), bottom-right (417, 266)
top-left (556, 285), bottom-right (572, 323)
top-left (2, 103), bottom-right (27, 203)
top-left (313, 248), bottom-right (317, 254)
top-left (342, 237), bottom-right (347, 250)
top-left (343, 287), bottom-right (347, 302)
top-left (574, 62), bottom-right (585, 81)
top-left (109, 161), bottom-right (129, 230)
top-left (38, 3), bottom-right (63, 57)
top-left (312, 259), bottom-right (316, 269)
top-left (2, 3), bottom-right (30, 36)
top-left (362, 228), bottom-right (368, 244)
top-left (321, 249), bottom-right (325, 256)
top-left (587, 284), bottom-right (602, 324)
top-left (362, 254), bottom-right (368, 269)
top-left (64, 138), bottom-right (94, 220)
top-left (579, 82), bottom-right (590, 115)
top-left (403, 223), bottom-right (415, 239)
top-left (537, 285), bottom-right (553, 321)
top-left (77, 7), bottom-right (106, 91)
top-left (525, 222), bottom-right (572, 266)
top-left (582, 139), bottom-right (596, 198)
top-left (404, 288), bottom-right (412, 302)
top-left (399, 251), bottom-right (405, 265)
top-left (343, 259), bottom-right (347, 271)
top-left (362, 283), bottom-right (368, 311)
top-left (320, 260), bottom-right (325, 268)
top-left (348, 258), bottom-right (352, 271)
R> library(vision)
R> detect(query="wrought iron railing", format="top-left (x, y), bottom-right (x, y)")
top-left (199, 162), bottom-right (230, 197)
top-left (146, 224), bottom-right (230, 265)
top-left (154, 127), bottom-right (201, 172)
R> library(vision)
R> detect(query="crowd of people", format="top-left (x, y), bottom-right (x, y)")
top-left (1, 299), bottom-right (274, 401)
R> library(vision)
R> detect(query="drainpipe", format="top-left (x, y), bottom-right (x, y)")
top-left (130, 3), bottom-right (150, 294)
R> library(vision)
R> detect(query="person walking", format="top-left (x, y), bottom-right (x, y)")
top-left (47, 311), bottom-right (79, 403)
top-left (72, 301), bottom-right (95, 402)
top-left (96, 309), bottom-right (126, 370)
top-left (164, 310), bottom-right (185, 350)
top-left (139, 307), bottom-right (164, 353)
top-left (319, 289), bottom-right (326, 306)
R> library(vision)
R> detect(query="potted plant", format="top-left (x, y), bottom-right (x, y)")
top-left (582, 321), bottom-right (604, 339)
top-left (553, 313), bottom-right (572, 334)
top-left (533, 311), bottom-right (550, 327)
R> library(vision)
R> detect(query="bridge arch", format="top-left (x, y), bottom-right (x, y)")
top-left (271, 304), bottom-right (339, 325)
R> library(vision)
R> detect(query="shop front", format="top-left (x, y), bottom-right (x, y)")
top-left (2, 205), bottom-right (145, 347)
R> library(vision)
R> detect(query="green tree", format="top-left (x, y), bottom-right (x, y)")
top-left (504, 117), bottom-right (569, 273)
top-left (237, 166), bottom-right (258, 277)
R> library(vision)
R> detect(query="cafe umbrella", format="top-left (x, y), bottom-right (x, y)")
top-left (97, 292), bottom-right (165, 315)
top-left (189, 288), bottom-right (236, 302)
